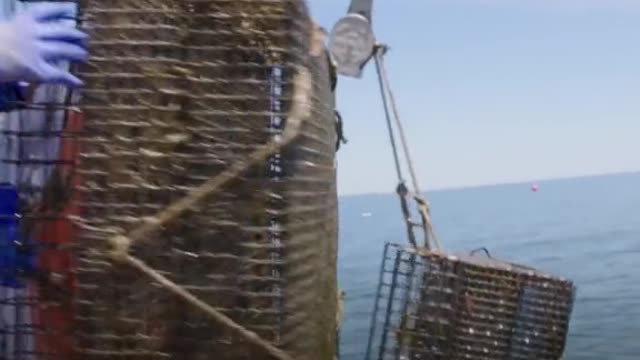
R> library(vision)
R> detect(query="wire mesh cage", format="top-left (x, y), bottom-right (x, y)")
top-left (366, 243), bottom-right (576, 360)
top-left (0, 0), bottom-right (338, 359)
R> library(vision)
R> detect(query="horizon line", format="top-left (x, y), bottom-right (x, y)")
top-left (338, 170), bottom-right (640, 198)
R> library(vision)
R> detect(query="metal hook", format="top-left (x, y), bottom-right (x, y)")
top-left (470, 247), bottom-right (492, 258)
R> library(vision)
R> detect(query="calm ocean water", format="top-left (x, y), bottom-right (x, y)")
top-left (337, 172), bottom-right (640, 360)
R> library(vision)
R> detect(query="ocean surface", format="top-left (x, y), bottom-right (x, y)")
top-left (337, 172), bottom-right (640, 360)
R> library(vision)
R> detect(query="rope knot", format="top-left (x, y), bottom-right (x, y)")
top-left (396, 182), bottom-right (409, 197)
top-left (108, 235), bottom-right (131, 262)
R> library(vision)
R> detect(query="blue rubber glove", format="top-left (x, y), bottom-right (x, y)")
top-left (0, 3), bottom-right (88, 87)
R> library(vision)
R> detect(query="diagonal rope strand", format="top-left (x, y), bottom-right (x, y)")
top-left (106, 68), bottom-right (313, 254)
top-left (373, 44), bottom-right (442, 251)
top-left (375, 47), bottom-right (422, 196)
top-left (102, 66), bottom-right (314, 360)
top-left (122, 254), bottom-right (296, 360)
top-left (373, 49), bottom-right (404, 184)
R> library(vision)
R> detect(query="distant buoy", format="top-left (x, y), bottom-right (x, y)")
top-left (531, 184), bottom-right (539, 192)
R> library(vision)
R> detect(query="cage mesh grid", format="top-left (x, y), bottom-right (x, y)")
top-left (0, 0), bottom-right (338, 359)
top-left (0, 1), bottom-right (82, 358)
top-left (366, 243), bottom-right (576, 360)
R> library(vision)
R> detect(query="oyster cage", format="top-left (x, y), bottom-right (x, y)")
top-left (366, 243), bottom-right (576, 360)
top-left (0, 0), bottom-right (338, 360)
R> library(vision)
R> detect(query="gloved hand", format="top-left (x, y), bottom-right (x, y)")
top-left (0, 3), bottom-right (88, 87)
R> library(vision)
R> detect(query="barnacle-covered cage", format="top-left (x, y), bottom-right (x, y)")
top-left (0, 0), bottom-right (339, 359)
top-left (366, 243), bottom-right (576, 360)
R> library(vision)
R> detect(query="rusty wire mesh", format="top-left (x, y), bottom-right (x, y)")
top-left (366, 243), bottom-right (576, 360)
top-left (0, 0), bottom-right (338, 359)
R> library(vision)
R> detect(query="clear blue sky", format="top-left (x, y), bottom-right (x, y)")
top-left (308, 0), bottom-right (640, 195)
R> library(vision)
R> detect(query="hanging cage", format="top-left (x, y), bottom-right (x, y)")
top-left (366, 243), bottom-right (576, 360)
top-left (0, 0), bottom-right (339, 359)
